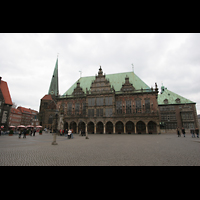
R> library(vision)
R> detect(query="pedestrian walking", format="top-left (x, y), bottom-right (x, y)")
top-left (33, 128), bottom-right (36, 136)
top-left (19, 129), bottom-right (22, 138)
top-left (23, 128), bottom-right (27, 138)
top-left (65, 129), bottom-right (68, 137)
top-left (81, 129), bottom-right (84, 136)
top-left (177, 127), bottom-right (181, 137)
top-left (191, 129), bottom-right (195, 138)
top-left (71, 129), bottom-right (74, 139)
top-left (30, 129), bottom-right (33, 136)
top-left (68, 129), bottom-right (72, 139)
top-left (182, 127), bottom-right (186, 137)
top-left (195, 128), bottom-right (199, 138)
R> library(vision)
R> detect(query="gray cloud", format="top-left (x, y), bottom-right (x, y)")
top-left (0, 33), bottom-right (199, 114)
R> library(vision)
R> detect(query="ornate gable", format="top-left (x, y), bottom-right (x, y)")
top-left (121, 75), bottom-right (135, 92)
top-left (90, 66), bottom-right (113, 94)
top-left (72, 80), bottom-right (84, 96)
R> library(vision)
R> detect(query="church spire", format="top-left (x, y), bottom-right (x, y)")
top-left (48, 58), bottom-right (59, 96)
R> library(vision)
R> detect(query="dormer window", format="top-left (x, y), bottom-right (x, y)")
top-left (175, 98), bottom-right (181, 103)
top-left (164, 99), bottom-right (168, 104)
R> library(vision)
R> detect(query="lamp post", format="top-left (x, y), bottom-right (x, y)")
top-left (52, 110), bottom-right (58, 145)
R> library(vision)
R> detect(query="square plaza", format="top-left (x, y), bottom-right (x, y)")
top-left (0, 132), bottom-right (199, 166)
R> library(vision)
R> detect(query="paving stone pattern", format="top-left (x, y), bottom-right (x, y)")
top-left (0, 132), bottom-right (200, 166)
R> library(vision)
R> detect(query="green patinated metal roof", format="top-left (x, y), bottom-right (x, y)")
top-left (157, 88), bottom-right (195, 105)
top-left (62, 71), bottom-right (150, 96)
top-left (48, 58), bottom-right (59, 96)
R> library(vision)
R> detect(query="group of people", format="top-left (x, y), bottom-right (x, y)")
top-left (19, 128), bottom-right (36, 138)
top-left (59, 129), bottom-right (74, 139)
top-left (176, 127), bottom-right (199, 138)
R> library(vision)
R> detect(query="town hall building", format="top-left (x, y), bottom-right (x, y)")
top-left (39, 59), bottom-right (199, 134)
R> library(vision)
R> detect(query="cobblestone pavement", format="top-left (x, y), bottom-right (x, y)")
top-left (0, 132), bottom-right (200, 166)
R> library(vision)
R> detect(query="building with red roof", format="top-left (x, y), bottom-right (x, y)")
top-left (17, 106), bottom-right (38, 126)
top-left (9, 108), bottom-right (22, 127)
top-left (0, 77), bottom-right (13, 130)
top-left (9, 106), bottom-right (39, 127)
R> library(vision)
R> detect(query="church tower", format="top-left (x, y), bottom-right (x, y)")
top-left (48, 58), bottom-right (59, 96)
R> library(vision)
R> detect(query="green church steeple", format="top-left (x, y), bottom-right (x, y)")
top-left (48, 58), bottom-right (59, 96)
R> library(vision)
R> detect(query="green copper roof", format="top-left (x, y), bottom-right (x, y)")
top-left (157, 88), bottom-right (195, 105)
top-left (63, 71), bottom-right (150, 96)
top-left (48, 58), bottom-right (59, 96)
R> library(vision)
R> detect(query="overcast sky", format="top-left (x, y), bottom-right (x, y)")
top-left (1, 33), bottom-right (200, 114)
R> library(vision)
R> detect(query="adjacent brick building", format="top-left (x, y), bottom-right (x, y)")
top-left (9, 106), bottom-right (39, 127)
top-left (158, 86), bottom-right (199, 133)
top-left (9, 108), bottom-right (22, 127)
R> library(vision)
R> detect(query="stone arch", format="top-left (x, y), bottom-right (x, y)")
top-left (78, 121), bottom-right (85, 133)
top-left (115, 121), bottom-right (124, 134)
top-left (64, 122), bottom-right (68, 130)
top-left (126, 121), bottom-right (135, 134)
top-left (87, 121), bottom-right (94, 134)
top-left (106, 121), bottom-right (113, 134)
top-left (96, 121), bottom-right (104, 134)
top-left (136, 121), bottom-right (146, 134)
top-left (70, 121), bottom-right (77, 133)
top-left (148, 121), bottom-right (157, 134)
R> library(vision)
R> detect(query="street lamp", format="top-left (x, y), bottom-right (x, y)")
top-left (52, 110), bottom-right (58, 145)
